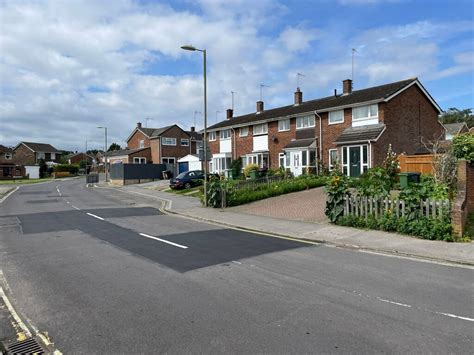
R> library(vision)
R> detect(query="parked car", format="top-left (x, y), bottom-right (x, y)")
top-left (169, 170), bottom-right (218, 189)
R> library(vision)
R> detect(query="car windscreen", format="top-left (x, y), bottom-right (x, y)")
top-left (176, 172), bottom-right (188, 179)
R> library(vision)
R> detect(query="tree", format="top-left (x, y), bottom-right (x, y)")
top-left (107, 143), bottom-right (121, 151)
top-left (439, 108), bottom-right (474, 128)
top-left (87, 149), bottom-right (99, 155)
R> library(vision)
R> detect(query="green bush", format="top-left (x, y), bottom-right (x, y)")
top-left (54, 164), bottom-right (79, 174)
top-left (325, 171), bottom-right (349, 223)
top-left (357, 167), bottom-right (391, 198)
top-left (452, 133), bottom-right (474, 163)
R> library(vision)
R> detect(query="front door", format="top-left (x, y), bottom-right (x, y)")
top-left (349, 147), bottom-right (361, 177)
top-left (290, 151), bottom-right (302, 176)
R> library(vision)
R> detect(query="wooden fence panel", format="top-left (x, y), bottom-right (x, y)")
top-left (398, 154), bottom-right (435, 174)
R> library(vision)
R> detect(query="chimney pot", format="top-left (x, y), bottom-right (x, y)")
top-left (294, 87), bottom-right (303, 105)
top-left (137, 122), bottom-right (142, 128)
top-left (256, 100), bottom-right (264, 113)
top-left (226, 109), bottom-right (233, 119)
top-left (190, 126), bottom-right (195, 132)
top-left (343, 79), bottom-right (352, 95)
top-left (334, 89), bottom-right (337, 97)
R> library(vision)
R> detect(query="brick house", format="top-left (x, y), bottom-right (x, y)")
top-left (0, 144), bottom-right (24, 179)
top-left (13, 142), bottom-right (61, 165)
top-left (206, 78), bottom-right (444, 177)
top-left (443, 122), bottom-right (469, 140)
top-left (126, 123), bottom-right (202, 165)
top-left (107, 148), bottom-right (152, 165)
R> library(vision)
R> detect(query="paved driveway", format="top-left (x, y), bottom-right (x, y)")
top-left (231, 187), bottom-right (328, 223)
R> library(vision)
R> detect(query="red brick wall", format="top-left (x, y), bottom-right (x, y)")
top-left (127, 130), bottom-right (150, 150)
top-left (129, 148), bottom-right (152, 163)
top-left (374, 85), bottom-right (443, 166)
top-left (234, 126), bottom-right (253, 161)
top-left (13, 144), bottom-right (35, 165)
top-left (150, 139), bottom-right (160, 164)
top-left (468, 164), bottom-right (474, 213)
top-left (160, 126), bottom-right (193, 162)
top-left (316, 109), bottom-right (352, 166)
top-left (268, 119), bottom-right (296, 168)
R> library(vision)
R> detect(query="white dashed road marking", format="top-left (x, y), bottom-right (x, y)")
top-left (139, 233), bottom-right (188, 249)
top-left (86, 213), bottom-right (104, 221)
top-left (71, 205), bottom-right (81, 210)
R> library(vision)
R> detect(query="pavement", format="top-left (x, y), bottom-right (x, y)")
top-left (121, 180), bottom-right (474, 266)
top-left (0, 177), bottom-right (473, 353)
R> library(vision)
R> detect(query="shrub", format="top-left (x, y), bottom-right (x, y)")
top-left (54, 164), bottom-right (79, 174)
top-left (452, 132), bottom-right (474, 163)
top-left (243, 164), bottom-right (259, 178)
top-left (383, 144), bottom-right (399, 184)
top-left (325, 171), bottom-right (349, 223)
top-left (357, 167), bottom-right (391, 198)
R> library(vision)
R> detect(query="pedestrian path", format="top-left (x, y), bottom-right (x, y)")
top-left (120, 183), bottom-right (474, 266)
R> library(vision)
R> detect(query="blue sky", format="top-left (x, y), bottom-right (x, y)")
top-left (0, 0), bottom-right (472, 151)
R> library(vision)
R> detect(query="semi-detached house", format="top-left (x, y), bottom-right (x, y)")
top-left (206, 78), bottom-right (444, 177)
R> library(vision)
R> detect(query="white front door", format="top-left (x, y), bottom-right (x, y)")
top-left (290, 151), bottom-right (302, 176)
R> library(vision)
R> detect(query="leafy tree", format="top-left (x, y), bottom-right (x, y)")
top-left (87, 149), bottom-right (99, 155)
top-left (439, 108), bottom-right (474, 128)
top-left (38, 158), bottom-right (48, 178)
top-left (107, 143), bottom-right (121, 151)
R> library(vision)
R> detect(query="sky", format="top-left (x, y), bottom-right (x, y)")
top-left (0, 0), bottom-right (473, 152)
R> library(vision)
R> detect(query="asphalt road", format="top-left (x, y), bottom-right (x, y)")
top-left (0, 178), bottom-right (472, 354)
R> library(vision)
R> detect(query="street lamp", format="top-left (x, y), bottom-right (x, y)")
top-left (181, 44), bottom-right (208, 206)
top-left (97, 126), bottom-right (108, 182)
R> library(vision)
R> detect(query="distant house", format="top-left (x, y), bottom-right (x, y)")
top-left (107, 148), bottom-right (151, 165)
top-left (68, 152), bottom-right (95, 165)
top-left (13, 142), bottom-right (61, 165)
top-left (443, 122), bottom-right (469, 140)
top-left (0, 144), bottom-right (24, 179)
top-left (126, 123), bottom-right (202, 165)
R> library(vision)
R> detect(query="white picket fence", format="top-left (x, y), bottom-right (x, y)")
top-left (343, 195), bottom-right (450, 219)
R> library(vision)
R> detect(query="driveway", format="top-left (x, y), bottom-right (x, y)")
top-left (231, 186), bottom-right (329, 223)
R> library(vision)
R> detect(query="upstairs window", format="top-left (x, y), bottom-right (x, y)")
top-left (329, 110), bottom-right (344, 124)
top-left (352, 104), bottom-right (378, 121)
top-left (239, 127), bottom-right (248, 137)
top-left (162, 137), bottom-right (176, 146)
top-left (180, 138), bottom-right (189, 146)
top-left (139, 139), bottom-right (145, 148)
top-left (296, 115), bottom-right (315, 129)
top-left (37, 152), bottom-right (45, 160)
top-left (253, 123), bottom-right (268, 135)
top-left (278, 119), bottom-right (290, 132)
top-left (220, 129), bottom-right (231, 140)
top-left (208, 132), bottom-right (216, 141)
top-left (4, 153), bottom-right (12, 160)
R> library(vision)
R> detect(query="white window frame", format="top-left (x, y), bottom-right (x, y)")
top-left (220, 129), bottom-right (231, 140)
top-left (341, 145), bottom-right (369, 176)
top-left (329, 149), bottom-right (338, 171)
top-left (329, 110), bottom-right (344, 125)
top-left (180, 138), bottom-right (189, 146)
top-left (253, 123), bottom-right (268, 135)
top-left (4, 153), bottom-right (12, 160)
top-left (239, 127), bottom-right (249, 137)
top-left (133, 157), bottom-right (146, 164)
top-left (37, 152), bottom-right (45, 160)
top-left (296, 115), bottom-right (315, 130)
top-left (162, 157), bottom-right (176, 164)
top-left (352, 104), bottom-right (379, 122)
top-left (208, 132), bottom-right (216, 141)
top-left (279, 153), bottom-right (286, 167)
top-left (139, 139), bottom-right (145, 148)
top-left (278, 119), bottom-right (290, 132)
top-left (162, 137), bottom-right (177, 146)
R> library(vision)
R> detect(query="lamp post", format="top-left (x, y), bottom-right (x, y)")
top-left (97, 126), bottom-right (108, 182)
top-left (181, 44), bottom-right (208, 206)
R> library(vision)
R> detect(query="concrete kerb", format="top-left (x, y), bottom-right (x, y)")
top-left (0, 187), bottom-right (19, 204)
top-left (94, 184), bottom-right (473, 267)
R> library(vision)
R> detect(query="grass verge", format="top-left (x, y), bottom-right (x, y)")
top-left (0, 178), bottom-right (53, 185)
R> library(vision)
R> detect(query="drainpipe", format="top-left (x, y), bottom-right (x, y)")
top-left (231, 127), bottom-right (237, 160)
top-left (314, 111), bottom-right (323, 171)
top-left (368, 140), bottom-right (372, 169)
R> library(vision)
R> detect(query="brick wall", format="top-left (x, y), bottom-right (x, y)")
top-left (452, 160), bottom-right (474, 236)
top-left (316, 109), bottom-right (352, 166)
top-left (13, 144), bottom-right (35, 165)
top-left (267, 119), bottom-right (296, 168)
top-left (160, 126), bottom-right (193, 162)
top-left (374, 85), bottom-right (443, 166)
top-left (234, 126), bottom-right (253, 161)
top-left (128, 130), bottom-right (151, 150)
top-left (150, 139), bottom-right (160, 164)
top-left (129, 148), bottom-right (152, 163)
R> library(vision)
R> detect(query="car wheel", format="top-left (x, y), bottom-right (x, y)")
top-left (184, 182), bottom-right (192, 189)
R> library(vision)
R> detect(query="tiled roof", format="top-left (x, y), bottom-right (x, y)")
top-left (0, 144), bottom-right (13, 153)
top-left (186, 131), bottom-right (203, 140)
top-left (207, 78), bottom-right (418, 131)
top-left (139, 125), bottom-right (175, 138)
top-left (334, 124), bottom-right (386, 144)
top-left (443, 122), bottom-right (468, 136)
top-left (19, 142), bottom-right (61, 153)
top-left (284, 138), bottom-right (317, 149)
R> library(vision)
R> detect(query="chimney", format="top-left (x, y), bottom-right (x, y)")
top-left (294, 87), bottom-right (303, 105)
top-left (256, 100), bottom-right (264, 113)
top-left (137, 122), bottom-right (142, 128)
top-left (190, 126), bottom-right (195, 132)
top-left (343, 79), bottom-right (352, 95)
top-left (226, 109), bottom-right (233, 119)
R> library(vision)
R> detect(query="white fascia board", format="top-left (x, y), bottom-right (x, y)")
top-left (384, 80), bottom-right (442, 113)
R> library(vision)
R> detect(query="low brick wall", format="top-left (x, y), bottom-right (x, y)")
top-left (452, 160), bottom-right (473, 236)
